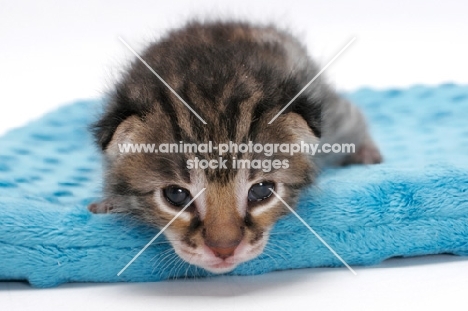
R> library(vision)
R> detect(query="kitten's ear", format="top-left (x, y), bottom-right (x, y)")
top-left (103, 115), bottom-right (145, 159)
top-left (277, 112), bottom-right (320, 144)
top-left (91, 87), bottom-right (147, 150)
top-left (290, 98), bottom-right (322, 138)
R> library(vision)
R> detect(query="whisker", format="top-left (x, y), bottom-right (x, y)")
top-left (264, 245), bottom-right (290, 262)
top-left (150, 247), bottom-right (174, 263)
top-left (168, 257), bottom-right (184, 280)
top-left (174, 258), bottom-right (188, 280)
top-left (184, 254), bottom-right (195, 280)
top-left (165, 255), bottom-right (183, 279)
top-left (194, 265), bottom-right (200, 279)
top-left (265, 244), bottom-right (292, 257)
top-left (152, 250), bottom-right (177, 274)
top-left (262, 251), bottom-right (280, 270)
top-left (268, 231), bottom-right (300, 235)
top-left (266, 243), bottom-right (293, 256)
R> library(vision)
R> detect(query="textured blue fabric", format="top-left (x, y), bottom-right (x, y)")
top-left (0, 84), bottom-right (467, 288)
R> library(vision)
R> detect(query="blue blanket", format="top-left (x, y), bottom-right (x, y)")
top-left (1, 84), bottom-right (467, 287)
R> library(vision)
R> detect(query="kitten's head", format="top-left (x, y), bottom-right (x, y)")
top-left (92, 22), bottom-right (323, 273)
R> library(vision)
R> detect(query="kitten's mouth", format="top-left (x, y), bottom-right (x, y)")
top-left (196, 244), bottom-right (244, 273)
top-left (206, 260), bottom-right (237, 273)
top-left (176, 250), bottom-right (241, 273)
top-left (173, 238), bottom-right (268, 274)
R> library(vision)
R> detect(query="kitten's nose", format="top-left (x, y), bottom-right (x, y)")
top-left (208, 244), bottom-right (238, 259)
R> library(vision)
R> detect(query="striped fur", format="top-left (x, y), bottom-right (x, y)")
top-left (90, 21), bottom-right (382, 273)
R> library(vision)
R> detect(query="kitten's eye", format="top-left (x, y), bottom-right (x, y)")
top-left (163, 186), bottom-right (192, 207)
top-left (248, 181), bottom-right (275, 202)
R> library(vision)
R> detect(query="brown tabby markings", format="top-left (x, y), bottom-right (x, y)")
top-left (90, 21), bottom-right (382, 273)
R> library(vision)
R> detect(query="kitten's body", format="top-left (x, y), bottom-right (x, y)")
top-left (90, 22), bottom-right (381, 273)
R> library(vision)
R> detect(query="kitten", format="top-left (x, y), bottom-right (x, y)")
top-left (89, 21), bottom-right (382, 273)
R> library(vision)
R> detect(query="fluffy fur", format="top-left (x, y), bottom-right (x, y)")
top-left (90, 21), bottom-right (381, 273)
top-left (0, 84), bottom-right (467, 287)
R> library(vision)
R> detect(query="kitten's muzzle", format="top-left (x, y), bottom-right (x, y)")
top-left (208, 244), bottom-right (239, 259)
top-left (203, 227), bottom-right (244, 259)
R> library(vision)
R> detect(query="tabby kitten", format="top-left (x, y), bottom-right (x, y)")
top-left (89, 21), bottom-right (382, 273)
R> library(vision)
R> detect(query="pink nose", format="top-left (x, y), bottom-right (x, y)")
top-left (208, 245), bottom-right (238, 259)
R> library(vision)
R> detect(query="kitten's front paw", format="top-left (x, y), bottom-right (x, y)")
top-left (88, 199), bottom-right (114, 214)
top-left (343, 140), bottom-right (383, 165)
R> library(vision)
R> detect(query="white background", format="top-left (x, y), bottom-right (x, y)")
top-left (1, 0), bottom-right (467, 310)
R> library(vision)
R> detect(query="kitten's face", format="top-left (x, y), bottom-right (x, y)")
top-left (93, 22), bottom-right (323, 273)
top-left (103, 112), bottom-right (318, 273)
